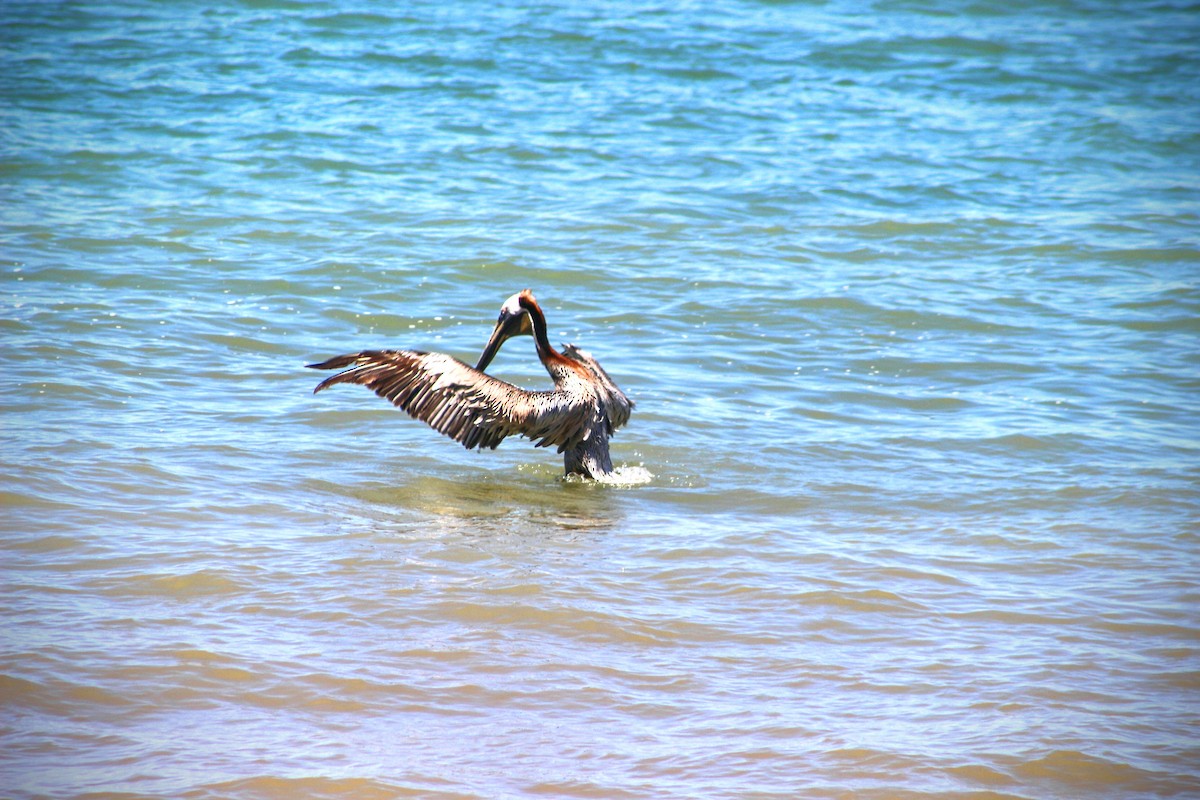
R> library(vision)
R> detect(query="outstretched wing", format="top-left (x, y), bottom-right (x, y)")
top-left (560, 343), bottom-right (633, 432)
top-left (307, 349), bottom-right (589, 452)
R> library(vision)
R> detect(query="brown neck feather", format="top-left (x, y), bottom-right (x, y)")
top-left (518, 291), bottom-right (559, 363)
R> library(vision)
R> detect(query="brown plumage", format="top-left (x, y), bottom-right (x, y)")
top-left (307, 290), bottom-right (633, 479)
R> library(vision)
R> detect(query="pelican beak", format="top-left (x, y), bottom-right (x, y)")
top-left (474, 307), bottom-right (531, 372)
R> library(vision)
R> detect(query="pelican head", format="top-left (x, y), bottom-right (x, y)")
top-left (474, 290), bottom-right (534, 372)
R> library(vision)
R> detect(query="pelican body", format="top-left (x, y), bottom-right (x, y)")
top-left (307, 290), bottom-right (632, 479)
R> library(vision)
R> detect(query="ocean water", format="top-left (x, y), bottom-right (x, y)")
top-left (2, 1), bottom-right (1199, 797)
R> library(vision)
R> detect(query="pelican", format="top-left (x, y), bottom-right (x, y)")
top-left (307, 289), bottom-right (633, 479)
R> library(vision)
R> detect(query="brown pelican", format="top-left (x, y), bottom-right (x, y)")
top-left (307, 289), bottom-right (633, 479)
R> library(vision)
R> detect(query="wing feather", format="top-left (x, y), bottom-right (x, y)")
top-left (560, 344), bottom-right (634, 432)
top-left (307, 349), bottom-right (591, 452)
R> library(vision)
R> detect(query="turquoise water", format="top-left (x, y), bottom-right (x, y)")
top-left (3, 1), bottom-right (1199, 797)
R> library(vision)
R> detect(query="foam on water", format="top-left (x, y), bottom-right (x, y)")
top-left (564, 465), bottom-right (656, 487)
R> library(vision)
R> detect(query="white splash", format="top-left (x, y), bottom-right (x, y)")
top-left (564, 465), bottom-right (654, 486)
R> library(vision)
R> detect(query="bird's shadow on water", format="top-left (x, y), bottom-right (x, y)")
top-left (321, 463), bottom-right (633, 542)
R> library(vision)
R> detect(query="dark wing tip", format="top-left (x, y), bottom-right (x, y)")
top-left (307, 353), bottom-right (375, 394)
top-left (311, 373), bottom-right (341, 394)
top-left (307, 354), bottom-right (359, 371)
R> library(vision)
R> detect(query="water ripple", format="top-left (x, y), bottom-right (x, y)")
top-left (2, 1), bottom-right (1198, 799)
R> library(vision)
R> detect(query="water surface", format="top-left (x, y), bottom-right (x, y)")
top-left (2, 1), bottom-right (1199, 798)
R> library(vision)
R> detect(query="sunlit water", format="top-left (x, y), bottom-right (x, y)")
top-left (3, 1), bottom-right (1199, 798)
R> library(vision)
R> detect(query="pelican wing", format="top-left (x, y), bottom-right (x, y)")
top-left (560, 343), bottom-right (633, 432)
top-left (307, 349), bottom-right (592, 452)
